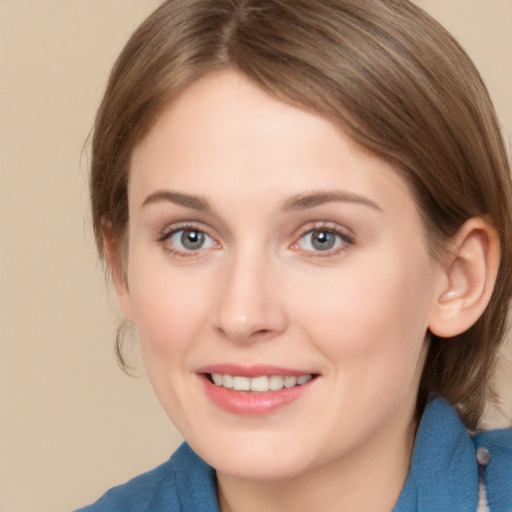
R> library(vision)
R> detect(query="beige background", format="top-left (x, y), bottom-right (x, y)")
top-left (0, 1), bottom-right (510, 511)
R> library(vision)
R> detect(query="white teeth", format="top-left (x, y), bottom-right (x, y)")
top-left (210, 373), bottom-right (313, 392)
top-left (251, 376), bottom-right (270, 392)
top-left (297, 374), bottom-right (312, 385)
top-left (269, 375), bottom-right (285, 391)
top-left (232, 376), bottom-right (251, 391)
top-left (284, 376), bottom-right (297, 388)
top-left (222, 374), bottom-right (233, 389)
top-left (212, 373), bottom-right (223, 386)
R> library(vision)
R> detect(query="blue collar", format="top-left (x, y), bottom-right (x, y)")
top-left (394, 396), bottom-right (479, 511)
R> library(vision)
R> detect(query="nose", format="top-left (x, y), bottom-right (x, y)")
top-left (213, 251), bottom-right (288, 343)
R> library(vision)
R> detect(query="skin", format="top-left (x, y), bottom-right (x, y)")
top-left (113, 70), bottom-right (464, 511)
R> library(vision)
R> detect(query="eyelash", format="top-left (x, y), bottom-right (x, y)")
top-left (156, 222), bottom-right (355, 258)
top-left (291, 222), bottom-right (356, 258)
top-left (157, 223), bottom-right (219, 258)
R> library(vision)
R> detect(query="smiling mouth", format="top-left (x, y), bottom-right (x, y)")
top-left (206, 373), bottom-right (315, 392)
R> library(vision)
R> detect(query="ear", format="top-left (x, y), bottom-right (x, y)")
top-left (102, 222), bottom-right (134, 322)
top-left (429, 217), bottom-right (500, 338)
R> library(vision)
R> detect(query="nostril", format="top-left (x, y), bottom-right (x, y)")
top-left (215, 319), bottom-right (272, 343)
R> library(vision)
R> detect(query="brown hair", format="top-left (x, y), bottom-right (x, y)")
top-left (91, 0), bottom-right (512, 428)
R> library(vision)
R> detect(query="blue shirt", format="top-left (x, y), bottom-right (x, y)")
top-left (76, 397), bottom-right (512, 511)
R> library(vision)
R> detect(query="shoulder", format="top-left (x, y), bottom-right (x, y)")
top-left (473, 426), bottom-right (512, 510)
top-left (73, 456), bottom-right (177, 512)
top-left (74, 443), bottom-right (218, 512)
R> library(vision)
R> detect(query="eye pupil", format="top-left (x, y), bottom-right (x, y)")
top-left (311, 231), bottom-right (336, 251)
top-left (181, 230), bottom-right (205, 250)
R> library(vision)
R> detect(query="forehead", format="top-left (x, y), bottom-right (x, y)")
top-left (129, 70), bottom-right (418, 221)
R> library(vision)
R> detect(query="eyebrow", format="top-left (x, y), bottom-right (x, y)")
top-left (281, 191), bottom-right (382, 212)
top-left (141, 190), bottom-right (211, 211)
top-left (141, 189), bottom-right (382, 214)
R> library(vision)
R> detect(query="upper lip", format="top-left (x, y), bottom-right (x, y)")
top-left (196, 364), bottom-right (316, 378)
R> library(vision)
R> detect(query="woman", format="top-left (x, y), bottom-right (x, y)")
top-left (77, 0), bottom-right (512, 510)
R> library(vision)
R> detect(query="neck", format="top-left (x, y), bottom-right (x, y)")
top-left (217, 418), bottom-right (416, 512)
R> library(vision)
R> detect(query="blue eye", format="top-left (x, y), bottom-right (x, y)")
top-left (298, 229), bottom-right (350, 252)
top-left (168, 228), bottom-right (216, 252)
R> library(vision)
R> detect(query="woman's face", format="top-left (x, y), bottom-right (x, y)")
top-left (119, 71), bottom-right (444, 481)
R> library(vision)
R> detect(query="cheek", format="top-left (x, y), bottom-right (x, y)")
top-left (127, 262), bottom-right (208, 362)
top-left (126, 265), bottom-right (212, 422)
top-left (292, 250), bottom-right (434, 380)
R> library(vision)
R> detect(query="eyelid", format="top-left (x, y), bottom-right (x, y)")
top-left (157, 220), bottom-right (213, 240)
top-left (156, 221), bottom-right (220, 256)
top-left (155, 220), bottom-right (355, 258)
top-left (290, 221), bottom-right (356, 256)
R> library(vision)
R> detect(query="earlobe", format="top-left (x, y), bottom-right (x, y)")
top-left (102, 223), bottom-right (134, 322)
top-left (429, 217), bottom-right (500, 338)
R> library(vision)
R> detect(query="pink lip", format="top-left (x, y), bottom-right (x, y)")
top-left (197, 364), bottom-right (311, 378)
top-left (197, 365), bottom-right (317, 416)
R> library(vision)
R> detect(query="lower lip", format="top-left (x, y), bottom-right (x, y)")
top-left (201, 375), bottom-right (315, 416)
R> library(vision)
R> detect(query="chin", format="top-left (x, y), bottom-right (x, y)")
top-left (197, 431), bottom-right (325, 483)
top-left (214, 456), bottom-right (309, 482)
